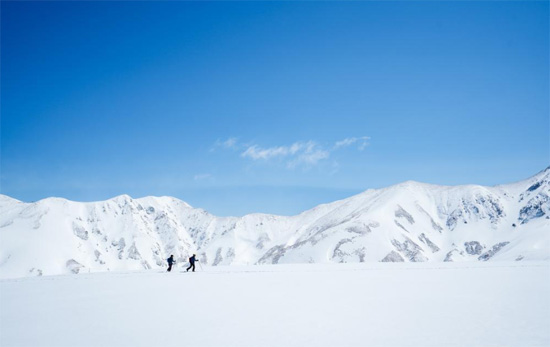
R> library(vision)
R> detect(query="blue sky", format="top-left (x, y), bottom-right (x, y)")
top-left (1, 1), bottom-right (548, 216)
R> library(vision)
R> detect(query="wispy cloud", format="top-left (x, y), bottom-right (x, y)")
top-left (213, 136), bottom-right (370, 170)
top-left (287, 149), bottom-right (330, 168)
top-left (358, 140), bottom-right (369, 151)
top-left (286, 142), bottom-right (330, 168)
top-left (222, 137), bottom-right (238, 148)
top-left (241, 145), bottom-right (290, 160)
top-left (334, 136), bottom-right (370, 151)
top-left (211, 137), bottom-right (239, 152)
top-left (334, 137), bottom-right (358, 149)
top-left (241, 141), bottom-right (331, 168)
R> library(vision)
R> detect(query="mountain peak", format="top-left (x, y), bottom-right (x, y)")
top-left (112, 194), bottom-right (133, 201)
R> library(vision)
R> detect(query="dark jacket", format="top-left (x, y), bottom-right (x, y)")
top-left (189, 255), bottom-right (196, 264)
top-left (167, 256), bottom-right (174, 265)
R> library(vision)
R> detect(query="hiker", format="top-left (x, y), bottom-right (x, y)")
top-left (167, 255), bottom-right (175, 272)
top-left (186, 254), bottom-right (198, 272)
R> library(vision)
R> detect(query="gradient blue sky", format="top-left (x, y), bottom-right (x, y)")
top-left (1, 1), bottom-right (548, 216)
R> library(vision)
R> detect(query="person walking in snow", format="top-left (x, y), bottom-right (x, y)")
top-left (167, 255), bottom-right (175, 272)
top-left (186, 254), bottom-right (198, 272)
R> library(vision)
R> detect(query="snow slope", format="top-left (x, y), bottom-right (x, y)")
top-left (1, 262), bottom-right (548, 347)
top-left (0, 167), bottom-right (549, 279)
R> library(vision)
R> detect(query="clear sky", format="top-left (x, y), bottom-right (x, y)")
top-left (1, 1), bottom-right (548, 216)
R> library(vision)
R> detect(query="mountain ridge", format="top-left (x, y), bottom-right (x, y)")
top-left (3, 165), bottom-right (548, 216)
top-left (0, 167), bottom-right (548, 279)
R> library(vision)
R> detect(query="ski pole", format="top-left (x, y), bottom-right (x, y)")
top-left (198, 260), bottom-right (204, 271)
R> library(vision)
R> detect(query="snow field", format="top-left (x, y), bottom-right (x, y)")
top-left (1, 262), bottom-right (549, 347)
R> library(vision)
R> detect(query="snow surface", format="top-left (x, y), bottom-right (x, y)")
top-left (1, 262), bottom-right (548, 347)
top-left (1, 167), bottom-right (549, 279)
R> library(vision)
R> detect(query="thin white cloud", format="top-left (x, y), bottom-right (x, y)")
top-left (287, 148), bottom-right (330, 168)
top-left (241, 141), bottom-right (330, 168)
top-left (334, 136), bottom-right (370, 151)
top-left (211, 137), bottom-right (239, 152)
top-left (289, 142), bottom-right (303, 155)
top-left (334, 137), bottom-right (358, 149)
top-left (222, 137), bottom-right (238, 148)
top-left (241, 145), bottom-right (290, 160)
top-left (215, 136), bottom-right (370, 170)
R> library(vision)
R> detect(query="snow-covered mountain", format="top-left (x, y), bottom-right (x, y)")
top-left (1, 167), bottom-right (549, 279)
